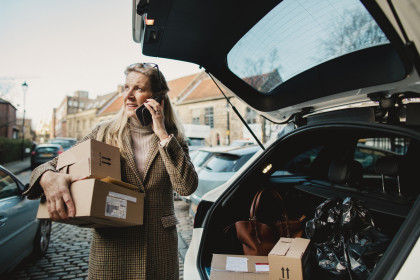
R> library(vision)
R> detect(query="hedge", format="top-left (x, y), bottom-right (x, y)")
top-left (0, 137), bottom-right (33, 164)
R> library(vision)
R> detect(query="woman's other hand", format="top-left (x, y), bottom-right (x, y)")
top-left (144, 98), bottom-right (170, 141)
top-left (39, 171), bottom-right (83, 221)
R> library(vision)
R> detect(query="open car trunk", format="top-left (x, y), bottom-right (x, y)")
top-left (197, 113), bottom-right (420, 279)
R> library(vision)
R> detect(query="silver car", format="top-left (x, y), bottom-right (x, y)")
top-left (0, 165), bottom-right (51, 275)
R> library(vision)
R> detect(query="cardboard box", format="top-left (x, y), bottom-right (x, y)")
top-left (268, 238), bottom-right (310, 280)
top-left (37, 178), bottom-right (144, 228)
top-left (56, 139), bottom-right (121, 180)
top-left (210, 254), bottom-right (269, 280)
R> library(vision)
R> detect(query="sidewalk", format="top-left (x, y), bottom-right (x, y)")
top-left (2, 157), bottom-right (31, 175)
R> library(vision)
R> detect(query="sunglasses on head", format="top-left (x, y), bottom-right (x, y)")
top-left (128, 62), bottom-right (162, 84)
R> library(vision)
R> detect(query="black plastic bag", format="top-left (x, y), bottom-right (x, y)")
top-left (305, 197), bottom-right (390, 280)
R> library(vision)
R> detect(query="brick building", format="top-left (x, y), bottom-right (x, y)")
top-left (0, 98), bottom-right (18, 139)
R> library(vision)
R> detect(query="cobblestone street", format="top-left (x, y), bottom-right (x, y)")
top-left (8, 199), bottom-right (193, 280)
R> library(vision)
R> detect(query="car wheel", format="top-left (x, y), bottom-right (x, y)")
top-left (32, 220), bottom-right (52, 257)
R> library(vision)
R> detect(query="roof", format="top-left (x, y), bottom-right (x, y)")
top-left (177, 76), bottom-right (234, 104)
top-left (0, 98), bottom-right (17, 110)
top-left (97, 94), bottom-right (123, 116)
top-left (85, 91), bottom-right (118, 110)
top-left (167, 73), bottom-right (198, 100)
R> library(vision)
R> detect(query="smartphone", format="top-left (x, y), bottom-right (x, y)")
top-left (135, 94), bottom-right (164, 126)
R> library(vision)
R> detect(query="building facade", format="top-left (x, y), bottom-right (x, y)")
top-left (53, 88), bottom-right (121, 140)
top-left (48, 72), bottom-right (279, 147)
top-left (170, 72), bottom-right (266, 146)
top-left (16, 118), bottom-right (35, 141)
top-left (0, 98), bottom-right (18, 139)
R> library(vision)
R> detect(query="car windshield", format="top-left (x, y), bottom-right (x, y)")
top-left (227, 0), bottom-right (389, 93)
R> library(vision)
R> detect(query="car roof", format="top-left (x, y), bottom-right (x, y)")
top-left (195, 146), bottom-right (236, 153)
top-left (134, 0), bottom-right (420, 123)
top-left (212, 145), bottom-right (261, 156)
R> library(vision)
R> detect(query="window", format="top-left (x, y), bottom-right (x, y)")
top-left (354, 138), bottom-right (409, 174)
top-left (192, 151), bottom-right (212, 167)
top-left (0, 170), bottom-right (19, 199)
top-left (204, 152), bottom-right (256, 173)
top-left (204, 107), bottom-right (214, 128)
top-left (227, 0), bottom-right (389, 93)
top-left (192, 117), bottom-right (200, 124)
top-left (245, 107), bottom-right (258, 124)
top-left (272, 146), bottom-right (324, 176)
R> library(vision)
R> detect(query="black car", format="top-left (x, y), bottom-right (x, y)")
top-left (132, 0), bottom-right (420, 279)
top-left (47, 138), bottom-right (76, 151)
top-left (31, 144), bottom-right (63, 170)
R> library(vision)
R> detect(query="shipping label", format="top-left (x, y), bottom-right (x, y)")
top-left (105, 196), bottom-right (127, 219)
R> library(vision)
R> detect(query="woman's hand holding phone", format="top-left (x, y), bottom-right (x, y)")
top-left (135, 94), bottom-right (163, 126)
top-left (137, 94), bottom-right (169, 141)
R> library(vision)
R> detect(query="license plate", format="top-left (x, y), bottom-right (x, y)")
top-left (40, 153), bottom-right (53, 157)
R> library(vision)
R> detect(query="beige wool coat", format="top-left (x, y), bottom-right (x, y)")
top-left (24, 122), bottom-right (198, 279)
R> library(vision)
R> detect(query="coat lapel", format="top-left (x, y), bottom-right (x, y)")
top-left (143, 134), bottom-right (160, 182)
top-left (122, 128), bottom-right (145, 192)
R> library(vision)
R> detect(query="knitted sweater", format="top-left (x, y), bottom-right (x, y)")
top-left (130, 118), bottom-right (155, 179)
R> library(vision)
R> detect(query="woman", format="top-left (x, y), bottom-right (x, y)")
top-left (24, 63), bottom-right (198, 279)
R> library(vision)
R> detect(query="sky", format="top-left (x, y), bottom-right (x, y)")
top-left (0, 0), bottom-right (200, 130)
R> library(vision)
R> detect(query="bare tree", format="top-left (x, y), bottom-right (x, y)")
top-left (0, 81), bottom-right (15, 100)
top-left (321, 8), bottom-right (388, 58)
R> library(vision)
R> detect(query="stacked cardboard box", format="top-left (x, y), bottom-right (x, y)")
top-left (37, 139), bottom-right (145, 228)
top-left (209, 238), bottom-right (310, 280)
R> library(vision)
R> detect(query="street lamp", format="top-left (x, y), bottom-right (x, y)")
top-left (21, 81), bottom-right (28, 160)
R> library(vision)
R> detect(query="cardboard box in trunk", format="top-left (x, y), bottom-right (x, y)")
top-left (56, 139), bottom-right (121, 180)
top-left (210, 254), bottom-right (269, 280)
top-left (268, 238), bottom-right (310, 280)
top-left (37, 178), bottom-right (144, 228)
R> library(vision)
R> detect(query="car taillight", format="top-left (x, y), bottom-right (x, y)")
top-left (31, 151), bottom-right (36, 155)
top-left (58, 150), bottom-right (63, 154)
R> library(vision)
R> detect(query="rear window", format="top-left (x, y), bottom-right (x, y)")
top-left (192, 151), bottom-right (212, 167)
top-left (227, 0), bottom-right (389, 93)
top-left (205, 153), bottom-right (255, 172)
top-left (36, 147), bottom-right (60, 153)
top-left (49, 140), bottom-right (73, 149)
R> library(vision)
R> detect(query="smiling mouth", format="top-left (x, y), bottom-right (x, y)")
top-left (126, 103), bottom-right (139, 109)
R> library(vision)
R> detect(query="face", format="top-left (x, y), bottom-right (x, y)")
top-left (123, 71), bottom-right (154, 118)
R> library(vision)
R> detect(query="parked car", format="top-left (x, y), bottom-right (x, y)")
top-left (191, 146), bottom-right (233, 169)
top-left (31, 143), bottom-right (64, 170)
top-left (47, 138), bottom-right (76, 151)
top-left (189, 145), bottom-right (260, 216)
top-left (181, 146), bottom-right (237, 203)
top-left (0, 165), bottom-right (51, 275)
top-left (133, 0), bottom-right (420, 279)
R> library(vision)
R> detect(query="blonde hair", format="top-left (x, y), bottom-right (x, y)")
top-left (96, 63), bottom-right (185, 159)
